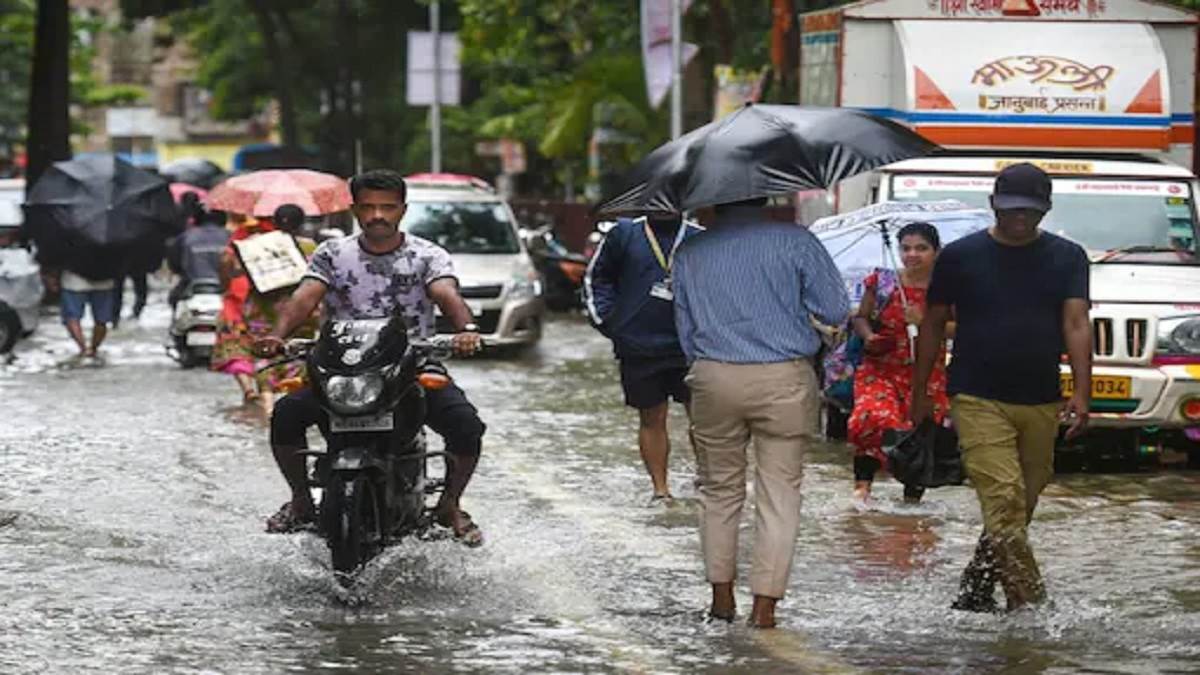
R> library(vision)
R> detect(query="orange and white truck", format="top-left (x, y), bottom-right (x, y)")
top-left (800, 0), bottom-right (1200, 461)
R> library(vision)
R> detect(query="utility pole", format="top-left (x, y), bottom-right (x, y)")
top-left (670, 0), bottom-right (683, 140)
top-left (430, 0), bottom-right (442, 173)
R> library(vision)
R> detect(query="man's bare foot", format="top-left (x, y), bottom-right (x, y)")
top-left (748, 595), bottom-right (777, 629)
top-left (709, 582), bottom-right (735, 621)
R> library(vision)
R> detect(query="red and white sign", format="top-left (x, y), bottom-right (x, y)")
top-left (929, 0), bottom-right (1107, 19)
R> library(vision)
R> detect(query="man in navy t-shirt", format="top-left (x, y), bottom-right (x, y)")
top-left (911, 162), bottom-right (1092, 613)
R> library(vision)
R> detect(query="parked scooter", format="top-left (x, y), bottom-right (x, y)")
top-left (268, 317), bottom-right (470, 581)
top-left (168, 280), bottom-right (222, 368)
top-left (522, 224), bottom-right (588, 311)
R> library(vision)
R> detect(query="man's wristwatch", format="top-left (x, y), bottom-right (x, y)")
top-left (461, 322), bottom-right (480, 333)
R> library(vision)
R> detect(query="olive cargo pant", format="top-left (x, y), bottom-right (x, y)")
top-left (687, 359), bottom-right (819, 599)
top-left (951, 393), bottom-right (1061, 609)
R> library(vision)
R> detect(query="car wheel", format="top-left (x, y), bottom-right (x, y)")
top-left (0, 303), bottom-right (20, 354)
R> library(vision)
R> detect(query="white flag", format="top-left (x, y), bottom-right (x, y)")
top-left (641, 0), bottom-right (698, 108)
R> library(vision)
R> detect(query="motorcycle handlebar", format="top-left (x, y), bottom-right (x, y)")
top-left (256, 335), bottom-right (482, 372)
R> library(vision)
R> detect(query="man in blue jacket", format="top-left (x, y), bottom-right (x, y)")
top-left (584, 214), bottom-right (703, 503)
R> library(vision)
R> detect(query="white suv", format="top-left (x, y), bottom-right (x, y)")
top-left (400, 173), bottom-right (544, 348)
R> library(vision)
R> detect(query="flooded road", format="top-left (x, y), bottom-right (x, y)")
top-left (2, 295), bottom-right (1199, 674)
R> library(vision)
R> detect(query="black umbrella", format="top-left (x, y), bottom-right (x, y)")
top-left (159, 157), bottom-right (226, 190)
top-left (597, 104), bottom-right (938, 214)
top-left (23, 153), bottom-right (182, 279)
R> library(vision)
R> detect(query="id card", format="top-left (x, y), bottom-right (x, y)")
top-left (650, 280), bottom-right (674, 302)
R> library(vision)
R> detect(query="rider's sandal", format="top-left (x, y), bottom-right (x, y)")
top-left (444, 510), bottom-right (483, 548)
top-left (265, 502), bottom-right (315, 534)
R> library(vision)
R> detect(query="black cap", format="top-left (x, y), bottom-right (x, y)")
top-left (273, 203), bottom-right (306, 233)
top-left (993, 163), bottom-right (1052, 213)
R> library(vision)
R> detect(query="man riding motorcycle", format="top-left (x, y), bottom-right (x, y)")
top-left (254, 169), bottom-right (486, 546)
top-left (166, 207), bottom-right (230, 309)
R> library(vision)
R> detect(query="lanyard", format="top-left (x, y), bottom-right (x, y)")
top-left (641, 217), bottom-right (688, 274)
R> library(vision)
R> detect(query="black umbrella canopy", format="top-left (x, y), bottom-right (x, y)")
top-left (159, 157), bottom-right (226, 190)
top-left (597, 104), bottom-right (939, 214)
top-left (23, 154), bottom-right (182, 279)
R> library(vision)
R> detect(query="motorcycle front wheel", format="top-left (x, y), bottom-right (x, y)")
top-left (324, 473), bottom-right (384, 578)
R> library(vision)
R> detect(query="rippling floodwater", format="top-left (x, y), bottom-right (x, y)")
top-left (1, 292), bottom-right (1198, 674)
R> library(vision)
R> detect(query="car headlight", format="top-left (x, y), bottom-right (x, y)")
top-left (325, 373), bottom-right (385, 412)
top-left (510, 270), bottom-right (543, 299)
top-left (1156, 315), bottom-right (1200, 355)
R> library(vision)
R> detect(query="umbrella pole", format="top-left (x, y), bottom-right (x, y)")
top-left (880, 222), bottom-right (917, 358)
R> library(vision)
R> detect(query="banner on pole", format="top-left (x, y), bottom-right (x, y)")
top-left (640, 0), bottom-right (699, 108)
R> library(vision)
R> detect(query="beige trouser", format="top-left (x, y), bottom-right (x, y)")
top-left (951, 394), bottom-right (1061, 609)
top-left (686, 358), bottom-right (819, 599)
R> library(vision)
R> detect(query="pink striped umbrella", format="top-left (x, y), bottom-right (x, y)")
top-left (205, 169), bottom-right (352, 217)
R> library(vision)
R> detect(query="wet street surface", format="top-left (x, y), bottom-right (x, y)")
top-left (2, 292), bottom-right (1199, 674)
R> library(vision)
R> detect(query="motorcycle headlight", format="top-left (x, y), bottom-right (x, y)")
top-left (325, 373), bottom-right (385, 411)
top-left (1156, 316), bottom-right (1200, 355)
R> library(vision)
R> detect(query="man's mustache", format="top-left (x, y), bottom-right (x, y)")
top-left (366, 219), bottom-right (390, 228)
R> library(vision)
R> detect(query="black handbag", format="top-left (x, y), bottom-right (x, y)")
top-left (883, 421), bottom-right (965, 489)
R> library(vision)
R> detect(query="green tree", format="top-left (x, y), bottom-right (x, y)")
top-left (0, 0), bottom-right (36, 166)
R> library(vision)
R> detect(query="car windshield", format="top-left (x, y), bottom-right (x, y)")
top-left (401, 200), bottom-right (520, 254)
top-left (889, 174), bottom-right (1200, 264)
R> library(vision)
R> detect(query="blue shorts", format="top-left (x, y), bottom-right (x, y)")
top-left (60, 288), bottom-right (116, 325)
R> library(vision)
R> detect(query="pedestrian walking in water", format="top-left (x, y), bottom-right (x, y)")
top-left (911, 162), bottom-right (1091, 612)
top-left (584, 213), bottom-right (703, 503)
top-left (673, 198), bottom-right (850, 628)
top-left (211, 208), bottom-right (318, 411)
top-left (847, 222), bottom-right (951, 505)
top-left (57, 268), bottom-right (117, 359)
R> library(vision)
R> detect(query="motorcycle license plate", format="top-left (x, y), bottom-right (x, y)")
top-left (330, 411), bottom-right (394, 433)
top-left (185, 332), bottom-right (217, 347)
top-left (1061, 374), bottom-right (1131, 399)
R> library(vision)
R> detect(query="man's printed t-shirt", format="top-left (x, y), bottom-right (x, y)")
top-left (927, 230), bottom-right (1089, 405)
top-left (305, 233), bottom-right (456, 336)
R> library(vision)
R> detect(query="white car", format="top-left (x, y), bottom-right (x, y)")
top-left (0, 178), bottom-right (42, 353)
top-left (875, 156), bottom-right (1200, 456)
top-left (399, 173), bottom-right (544, 348)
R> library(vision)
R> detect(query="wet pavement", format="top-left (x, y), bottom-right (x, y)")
top-left (2, 291), bottom-right (1199, 674)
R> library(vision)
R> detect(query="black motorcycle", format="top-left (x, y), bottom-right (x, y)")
top-left (273, 316), bottom-right (466, 580)
top-left (522, 224), bottom-right (588, 312)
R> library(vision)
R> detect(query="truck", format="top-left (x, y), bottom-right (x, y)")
top-left (799, 0), bottom-right (1200, 464)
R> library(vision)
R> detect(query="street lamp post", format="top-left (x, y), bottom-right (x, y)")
top-left (430, 0), bottom-right (442, 173)
top-left (670, 0), bottom-right (683, 140)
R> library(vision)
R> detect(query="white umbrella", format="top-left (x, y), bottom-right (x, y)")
top-left (813, 200), bottom-right (994, 353)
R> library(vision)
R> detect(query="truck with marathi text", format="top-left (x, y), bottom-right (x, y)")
top-left (799, 0), bottom-right (1200, 463)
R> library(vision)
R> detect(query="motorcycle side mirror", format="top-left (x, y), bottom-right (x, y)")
top-left (520, 228), bottom-right (548, 253)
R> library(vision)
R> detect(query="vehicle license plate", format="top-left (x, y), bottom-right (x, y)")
top-left (1061, 374), bottom-right (1131, 399)
top-left (330, 411), bottom-right (394, 433)
top-left (185, 331), bottom-right (217, 346)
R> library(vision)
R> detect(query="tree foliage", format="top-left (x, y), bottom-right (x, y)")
top-left (2, 0), bottom-right (141, 162)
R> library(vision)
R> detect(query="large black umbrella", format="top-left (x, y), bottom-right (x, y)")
top-left (24, 153), bottom-right (182, 279)
top-left (597, 104), bottom-right (938, 214)
top-left (159, 157), bottom-right (226, 190)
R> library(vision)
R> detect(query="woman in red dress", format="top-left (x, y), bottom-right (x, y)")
top-left (848, 222), bottom-right (950, 504)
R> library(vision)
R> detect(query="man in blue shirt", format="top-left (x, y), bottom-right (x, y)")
top-left (585, 214), bottom-right (703, 503)
top-left (673, 197), bottom-right (850, 628)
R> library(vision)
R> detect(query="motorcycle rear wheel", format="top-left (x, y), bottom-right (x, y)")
top-left (326, 474), bottom-right (384, 578)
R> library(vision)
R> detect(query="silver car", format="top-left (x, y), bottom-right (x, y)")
top-left (400, 175), bottom-right (544, 348)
